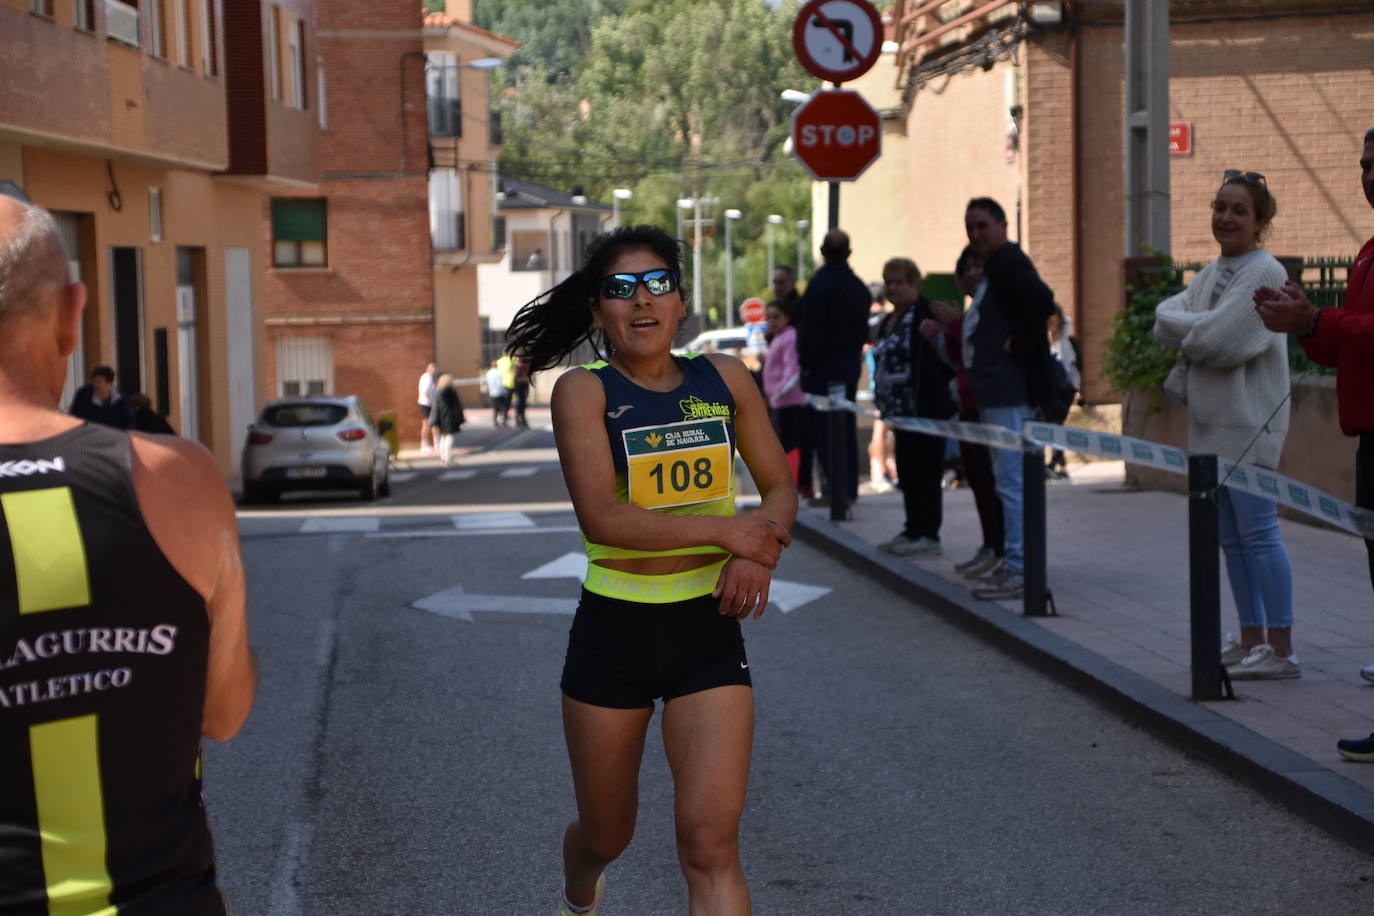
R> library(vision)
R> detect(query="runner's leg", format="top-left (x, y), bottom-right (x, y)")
top-left (661, 684), bottom-right (753, 916)
top-left (561, 696), bottom-right (653, 908)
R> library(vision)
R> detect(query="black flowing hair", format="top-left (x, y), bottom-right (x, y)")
top-left (504, 224), bottom-right (687, 371)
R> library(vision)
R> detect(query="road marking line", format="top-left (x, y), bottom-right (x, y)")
top-left (499, 467), bottom-right (539, 478)
top-left (451, 512), bottom-right (534, 529)
top-left (300, 517), bottom-right (380, 533)
top-left (439, 469), bottom-right (478, 480)
top-left (367, 526), bottom-right (580, 539)
top-left (388, 472), bottom-right (417, 482)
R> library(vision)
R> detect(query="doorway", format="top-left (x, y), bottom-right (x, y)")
top-left (111, 247), bottom-right (144, 397)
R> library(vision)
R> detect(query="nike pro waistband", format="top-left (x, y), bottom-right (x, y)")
top-left (582, 558), bottom-right (728, 604)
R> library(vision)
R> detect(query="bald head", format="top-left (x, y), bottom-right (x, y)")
top-left (0, 196), bottom-right (69, 326)
top-left (820, 229), bottom-right (851, 263)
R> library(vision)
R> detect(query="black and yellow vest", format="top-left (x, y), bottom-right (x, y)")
top-left (0, 423), bottom-right (223, 915)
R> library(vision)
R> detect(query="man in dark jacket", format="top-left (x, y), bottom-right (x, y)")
top-left (962, 198), bottom-right (1057, 601)
top-left (68, 364), bottom-right (135, 429)
top-left (796, 229), bottom-right (871, 505)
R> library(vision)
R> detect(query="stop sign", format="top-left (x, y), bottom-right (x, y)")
top-left (739, 297), bottom-right (767, 324)
top-left (790, 90), bottom-right (882, 182)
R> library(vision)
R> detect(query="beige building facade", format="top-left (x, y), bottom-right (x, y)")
top-left (0, 0), bottom-right (266, 472)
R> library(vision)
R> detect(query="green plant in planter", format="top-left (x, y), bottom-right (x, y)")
top-left (1103, 258), bottom-right (1186, 415)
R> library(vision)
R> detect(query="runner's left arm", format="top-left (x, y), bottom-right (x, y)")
top-left (708, 353), bottom-right (799, 619)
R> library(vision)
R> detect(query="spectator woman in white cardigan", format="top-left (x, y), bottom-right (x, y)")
top-left (1153, 171), bottom-right (1298, 680)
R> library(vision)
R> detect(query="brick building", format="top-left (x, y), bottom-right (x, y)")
top-left (853, 0), bottom-right (1374, 402)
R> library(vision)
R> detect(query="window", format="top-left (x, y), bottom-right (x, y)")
top-left (492, 215), bottom-right (506, 251)
top-left (428, 170), bottom-right (465, 251)
top-left (274, 338), bottom-right (331, 398)
top-left (149, 188), bottom-right (162, 243)
top-left (287, 18), bottom-right (305, 109)
top-left (267, 6), bottom-right (281, 101)
top-left (74, 0), bottom-right (95, 30)
top-left (148, 0), bottom-right (164, 56)
top-left (30, 0), bottom-right (53, 17)
top-left (199, 0), bottom-right (216, 75)
top-left (104, 0), bottom-right (139, 45)
top-left (271, 199), bottom-right (327, 267)
top-left (490, 110), bottom-right (502, 146)
top-left (425, 52), bottom-right (460, 138)
top-left (511, 230), bottom-right (548, 272)
top-left (174, 0), bottom-right (189, 66)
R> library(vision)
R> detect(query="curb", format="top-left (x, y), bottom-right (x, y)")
top-left (792, 510), bottom-right (1374, 856)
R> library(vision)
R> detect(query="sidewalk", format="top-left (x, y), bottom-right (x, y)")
top-left (793, 457), bottom-right (1374, 853)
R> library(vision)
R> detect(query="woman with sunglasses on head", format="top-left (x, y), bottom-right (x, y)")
top-left (506, 225), bottom-right (796, 916)
top-left (1153, 171), bottom-right (1298, 680)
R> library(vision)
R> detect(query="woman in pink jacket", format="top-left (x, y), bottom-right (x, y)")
top-left (763, 298), bottom-right (810, 490)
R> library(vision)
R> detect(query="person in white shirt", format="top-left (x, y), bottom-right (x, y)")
top-left (417, 362), bottom-right (437, 454)
top-left (1153, 170), bottom-right (1297, 681)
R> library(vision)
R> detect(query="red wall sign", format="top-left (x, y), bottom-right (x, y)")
top-left (1169, 122), bottom-right (1194, 156)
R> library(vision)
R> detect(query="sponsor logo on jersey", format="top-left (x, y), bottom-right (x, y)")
top-left (0, 458), bottom-right (66, 478)
top-left (606, 405), bottom-right (635, 419)
top-left (644, 432), bottom-right (665, 449)
top-left (679, 395), bottom-right (730, 422)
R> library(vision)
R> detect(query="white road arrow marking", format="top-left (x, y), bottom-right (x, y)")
top-left (411, 586), bottom-right (577, 622)
top-left (522, 551), bottom-right (586, 580)
top-left (768, 580), bottom-right (832, 613)
top-left (517, 553), bottom-right (832, 614)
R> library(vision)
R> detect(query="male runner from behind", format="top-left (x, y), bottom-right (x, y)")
top-left (0, 196), bottom-right (256, 913)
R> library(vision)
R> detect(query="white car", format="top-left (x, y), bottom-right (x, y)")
top-left (675, 328), bottom-right (758, 357)
top-left (240, 395), bottom-right (392, 504)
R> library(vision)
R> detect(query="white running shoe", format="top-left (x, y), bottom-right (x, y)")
top-left (1220, 632), bottom-right (1250, 667)
top-left (1227, 644), bottom-right (1301, 680)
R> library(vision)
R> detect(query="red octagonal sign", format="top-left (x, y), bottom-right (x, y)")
top-left (790, 90), bottom-right (882, 182)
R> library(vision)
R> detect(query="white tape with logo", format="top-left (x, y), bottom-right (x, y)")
top-left (1022, 421), bottom-right (1374, 540)
top-left (805, 394), bottom-right (1374, 540)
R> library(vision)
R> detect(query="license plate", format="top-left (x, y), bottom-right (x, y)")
top-left (286, 467), bottom-right (328, 479)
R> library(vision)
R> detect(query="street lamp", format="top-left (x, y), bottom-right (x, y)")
top-left (724, 208), bottom-right (742, 328)
top-left (767, 214), bottom-right (783, 284)
top-left (780, 88), bottom-right (811, 104)
top-left (796, 219), bottom-right (809, 284)
top-left (611, 188), bottom-right (633, 228)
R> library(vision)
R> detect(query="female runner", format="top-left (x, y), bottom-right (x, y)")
top-left (506, 225), bottom-right (797, 916)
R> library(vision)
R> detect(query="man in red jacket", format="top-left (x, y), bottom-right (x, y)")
top-left (1255, 126), bottom-right (1374, 761)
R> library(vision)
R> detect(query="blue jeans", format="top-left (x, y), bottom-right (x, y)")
top-left (1217, 486), bottom-right (1293, 630)
top-left (980, 404), bottom-right (1033, 575)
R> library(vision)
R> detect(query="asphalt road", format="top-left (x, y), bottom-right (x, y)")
top-left (206, 443), bottom-right (1374, 914)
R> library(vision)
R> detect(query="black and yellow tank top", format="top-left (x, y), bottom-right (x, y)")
top-left (0, 424), bottom-right (223, 916)
top-left (582, 354), bottom-right (737, 562)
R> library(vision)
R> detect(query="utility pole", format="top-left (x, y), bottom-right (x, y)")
top-left (1125, 0), bottom-right (1171, 256)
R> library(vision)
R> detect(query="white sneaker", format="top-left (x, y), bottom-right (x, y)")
top-left (1220, 632), bottom-right (1250, 667)
top-left (1361, 665), bottom-right (1374, 685)
top-left (1227, 644), bottom-right (1301, 680)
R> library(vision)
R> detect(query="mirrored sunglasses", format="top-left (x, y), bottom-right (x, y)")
top-left (1222, 169), bottom-right (1266, 185)
top-left (599, 269), bottom-right (679, 300)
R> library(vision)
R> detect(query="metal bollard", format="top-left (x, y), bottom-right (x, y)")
top-left (1022, 446), bottom-right (1054, 616)
top-left (828, 382), bottom-right (847, 522)
top-left (1188, 453), bottom-right (1227, 700)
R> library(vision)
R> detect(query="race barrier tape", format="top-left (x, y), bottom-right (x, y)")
top-left (805, 394), bottom-right (1374, 540)
top-left (1023, 422), bottom-right (1374, 541)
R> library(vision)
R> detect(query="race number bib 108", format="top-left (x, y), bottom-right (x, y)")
top-left (622, 418), bottom-right (733, 510)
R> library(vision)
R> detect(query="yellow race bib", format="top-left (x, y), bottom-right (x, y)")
top-left (622, 418), bottom-right (733, 510)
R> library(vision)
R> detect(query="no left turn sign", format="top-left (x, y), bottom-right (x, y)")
top-left (792, 0), bottom-right (883, 84)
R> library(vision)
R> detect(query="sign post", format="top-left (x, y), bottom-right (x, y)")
top-left (791, 0), bottom-right (883, 229)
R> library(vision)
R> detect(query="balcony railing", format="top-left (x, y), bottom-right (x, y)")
top-left (105, 0), bottom-right (139, 47)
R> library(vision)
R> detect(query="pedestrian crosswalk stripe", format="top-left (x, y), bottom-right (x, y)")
top-left (2, 487), bottom-right (91, 614)
top-left (300, 517), bottom-right (381, 533)
top-left (450, 512), bottom-right (535, 530)
top-left (499, 467), bottom-right (538, 478)
top-left (440, 469), bottom-right (477, 480)
top-left (388, 472), bottom-right (417, 482)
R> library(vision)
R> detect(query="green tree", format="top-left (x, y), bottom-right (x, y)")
top-left (474, 0), bottom-right (630, 78)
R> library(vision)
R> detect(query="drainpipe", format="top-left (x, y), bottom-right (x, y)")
top-left (1068, 2), bottom-right (1084, 388)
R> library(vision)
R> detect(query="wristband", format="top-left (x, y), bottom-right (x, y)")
top-left (1301, 306), bottom-right (1324, 339)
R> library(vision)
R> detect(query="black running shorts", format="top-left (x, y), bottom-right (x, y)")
top-left (560, 589), bottom-right (752, 709)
